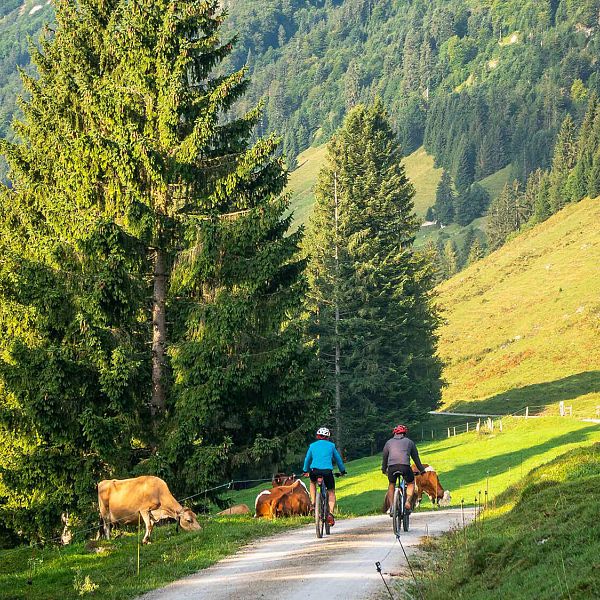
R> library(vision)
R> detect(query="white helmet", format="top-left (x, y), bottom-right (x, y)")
top-left (316, 427), bottom-right (331, 438)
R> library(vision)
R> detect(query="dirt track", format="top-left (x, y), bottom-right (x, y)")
top-left (139, 508), bottom-right (473, 600)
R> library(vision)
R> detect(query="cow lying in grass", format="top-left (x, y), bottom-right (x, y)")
top-left (98, 476), bottom-right (201, 544)
top-left (255, 479), bottom-right (311, 518)
top-left (382, 465), bottom-right (451, 512)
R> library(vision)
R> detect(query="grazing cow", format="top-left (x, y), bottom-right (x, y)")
top-left (255, 480), bottom-right (310, 518)
top-left (98, 476), bottom-right (201, 544)
top-left (382, 465), bottom-right (451, 512)
top-left (411, 465), bottom-right (451, 508)
top-left (217, 504), bottom-right (250, 516)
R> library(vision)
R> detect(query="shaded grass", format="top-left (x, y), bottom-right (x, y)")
top-left (411, 443), bottom-right (600, 599)
top-left (437, 197), bottom-right (600, 416)
top-left (0, 516), bottom-right (309, 600)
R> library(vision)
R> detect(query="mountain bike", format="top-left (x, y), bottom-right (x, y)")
top-left (314, 472), bottom-right (344, 539)
top-left (390, 470), bottom-right (410, 536)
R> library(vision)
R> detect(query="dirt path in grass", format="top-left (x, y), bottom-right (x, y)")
top-left (139, 508), bottom-right (473, 600)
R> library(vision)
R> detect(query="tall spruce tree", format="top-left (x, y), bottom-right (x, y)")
top-left (548, 115), bottom-right (578, 212)
top-left (434, 170), bottom-right (455, 225)
top-left (305, 102), bottom-right (442, 458)
top-left (0, 0), bottom-right (312, 538)
top-left (487, 181), bottom-right (522, 250)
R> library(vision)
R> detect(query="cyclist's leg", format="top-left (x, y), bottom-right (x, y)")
top-left (385, 465), bottom-right (400, 511)
top-left (402, 466), bottom-right (416, 510)
top-left (405, 482), bottom-right (415, 510)
top-left (327, 489), bottom-right (335, 514)
top-left (308, 470), bottom-right (318, 507)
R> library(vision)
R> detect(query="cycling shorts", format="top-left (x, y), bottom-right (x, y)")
top-left (387, 464), bottom-right (415, 484)
top-left (309, 468), bottom-right (335, 490)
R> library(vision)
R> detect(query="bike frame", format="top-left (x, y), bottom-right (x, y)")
top-left (391, 473), bottom-right (410, 536)
top-left (315, 476), bottom-right (331, 538)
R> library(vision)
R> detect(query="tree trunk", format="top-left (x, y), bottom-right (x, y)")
top-left (151, 248), bottom-right (167, 415)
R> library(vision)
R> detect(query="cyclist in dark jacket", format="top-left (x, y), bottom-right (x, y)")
top-left (382, 424), bottom-right (425, 512)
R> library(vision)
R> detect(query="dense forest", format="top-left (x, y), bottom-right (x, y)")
top-left (3, 1), bottom-right (600, 185)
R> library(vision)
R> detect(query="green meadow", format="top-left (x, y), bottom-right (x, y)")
top-left (413, 443), bottom-right (600, 599)
top-left (228, 417), bottom-right (600, 516)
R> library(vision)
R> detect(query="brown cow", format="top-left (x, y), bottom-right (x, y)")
top-left (217, 503), bottom-right (250, 516)
top-left (98, 476), bottom-right (201, 544)
top-left (255, 480), bottom-right (310, 518)
top-left (411, 465), bottom-right (451, 508)
top-left (272, 480), bottom-right (311, 517)
top-left (382, 465), bottom-right (451, 512)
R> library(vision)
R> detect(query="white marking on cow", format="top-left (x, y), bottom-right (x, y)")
top-left (297, 480), bottom-right (308, 494)
top-left (254, 490), bottom-right (271, 510)
top-left (424, 466), bottom-right (436, 473)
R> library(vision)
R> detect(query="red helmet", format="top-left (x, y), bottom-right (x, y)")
top-left (393, 424), bottom-right (408, 435)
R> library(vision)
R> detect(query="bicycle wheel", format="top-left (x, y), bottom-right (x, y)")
top-left (324, 487), bottom-right (331, 535)
top-left (392, 486), bottom-right (401, 537)
top-left (402, 484), bottom-right (410, 532)
top-left (315, 483), bottom-right (325, 539)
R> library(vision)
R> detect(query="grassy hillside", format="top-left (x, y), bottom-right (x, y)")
top-left (480, 164), bottom-right (513, 199)
top-left (414, 443), bottom-right (600, 599)
top-left (287, 145), bottom-right (442, 228)
top-left (437, 196), bottom-right (600, 417)
top-left (228, 417), bottom-right (600, 516)
top-left (287, 145), bottom-right (327, 229)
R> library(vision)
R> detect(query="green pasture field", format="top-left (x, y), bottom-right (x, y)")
top-left (437, 196), bottom-right (600, 416)
top-left (228, 417), bottom-right (600, 517)
top-left (411, 443), bottom-right (600, 599)
top-left (0, 516), bottom-right (309, 600)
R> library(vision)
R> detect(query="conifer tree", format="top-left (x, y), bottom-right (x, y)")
top-left (305, 102), bottom-right (442, 457)
top-left (548, 115), bottom-right (578, 212)
top-left (454, 139), bottom-right (476, 193)
top-left (454, 183), bottom-right (490, 226)
top-left (0, 0), bottom-right (312, 537)
top-left (434, 170), bottom-right (455, 225)
top-left (487, 181), bottom-right (521, 250)
top-left (588, 150), bottom-right (600, 198)
top-left (443, 240), bottom-right (459, 276)
top-left (467, 237), bottom-right (485, 265)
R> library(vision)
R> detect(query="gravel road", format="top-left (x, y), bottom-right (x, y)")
top-left (139, 508), bottom-right (472, 600)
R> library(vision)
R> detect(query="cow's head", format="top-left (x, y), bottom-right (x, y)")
top-left (272, 473), bottom-right (295, 487)
top-left (178, 508), bottom-right (201, 531)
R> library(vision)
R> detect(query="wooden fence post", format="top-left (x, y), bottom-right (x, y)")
top-left (525, 406), bottom-right (529, 419)
top-left (447, 427), bottom-right (450, 438)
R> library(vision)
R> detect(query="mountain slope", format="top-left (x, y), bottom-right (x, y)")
top-left (437, 195), bottom-right (600, 416)
top-left (288, 145), bottom-right (442, 228)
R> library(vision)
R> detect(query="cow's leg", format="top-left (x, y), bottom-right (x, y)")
top-left (103, 517), bottom-right (111, 540)
top-left (141, 511), bottom-right (153, 544)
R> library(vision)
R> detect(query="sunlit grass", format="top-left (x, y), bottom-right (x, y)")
top-left (412, 443), bottom-right (600, 599)
top-left (437, 196), bottom-right (600, 416)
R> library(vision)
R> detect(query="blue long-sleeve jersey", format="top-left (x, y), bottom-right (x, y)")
top-left (303, 439), bottom-right (346, 472)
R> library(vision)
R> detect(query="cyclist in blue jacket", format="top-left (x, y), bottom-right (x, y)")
top-left (302, 427), bottom-right (346, 526)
